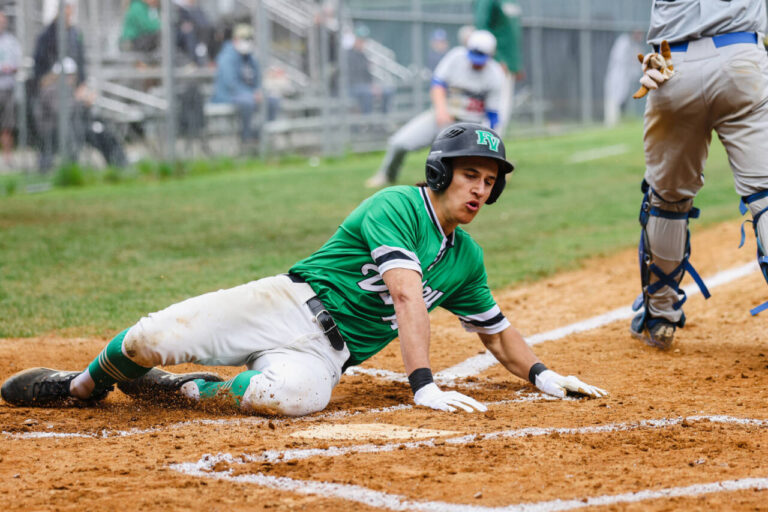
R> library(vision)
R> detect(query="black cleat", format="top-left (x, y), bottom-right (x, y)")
top-left (0, 368), bottom-right (109, 406)
top-left (117, 368), bottom-right (223, 401)
top-left (630, 312), bottom-right (676, 350)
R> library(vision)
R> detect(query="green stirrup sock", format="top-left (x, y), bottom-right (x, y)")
top-left (87, 328), bottom-right (152, 391)
top-left (193, 370), bottom-right (261, 407)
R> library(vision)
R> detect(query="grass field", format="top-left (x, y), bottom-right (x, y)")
top-left (0, 121), bottom-right (742, 338)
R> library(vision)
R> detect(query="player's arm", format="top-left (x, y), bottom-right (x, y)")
top-left (430, 82), bottom-right (452, 127)
top-left (382, 268), bottom-right (487, 413)
top-left (479, 327), bottom-right (608, 399)
top-left (381, 267), bottom-right (430, 374)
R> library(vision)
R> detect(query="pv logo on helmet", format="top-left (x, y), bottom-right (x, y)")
top-left (475, 130), bottom-right (500, 152)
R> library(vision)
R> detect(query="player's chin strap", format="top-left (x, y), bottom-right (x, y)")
top-left (738, 190), bottom-right (768, 315)
top-left (632, 183), bottom-right (711, 324)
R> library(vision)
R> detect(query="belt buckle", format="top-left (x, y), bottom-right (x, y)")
top-left (315, 310), bottom-right (337, 335)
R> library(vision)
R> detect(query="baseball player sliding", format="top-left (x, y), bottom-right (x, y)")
top-left (630, 0), bottom-right (768, 350)
top-left (2, 123), bottom-right (605, 415)
top-left (365, 30), bottom-right (505, 188)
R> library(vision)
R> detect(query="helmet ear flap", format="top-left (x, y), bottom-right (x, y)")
top-left (486, 171), bottom-right (506, 205)
top-left (425, 156), bottom-right (452, 192)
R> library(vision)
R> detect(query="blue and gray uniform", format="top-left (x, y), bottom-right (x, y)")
top-left (635, 0), bottom-right (768, 333)
top-left (371, 46), bottom-right (504, 185)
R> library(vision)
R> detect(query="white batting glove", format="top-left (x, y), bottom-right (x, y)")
top-left (413, 382), bottom-right (487, 413)
top-left (535, 370), bottom-right (607, 399)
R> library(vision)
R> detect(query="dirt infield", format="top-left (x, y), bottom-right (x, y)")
top-left (1, 219), bottom-right (767, 511)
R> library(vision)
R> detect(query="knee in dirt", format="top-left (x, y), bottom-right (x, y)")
top-left (241, 366), bottom-right (331, 417)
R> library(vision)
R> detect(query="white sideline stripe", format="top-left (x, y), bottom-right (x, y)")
top-left (177, 415), bottom-right (768, 466)
top-left (166, 468), bottom-right (768, 512)
top-left (1, 394), bottom-right (555, 440)
top-left (345, 367), bottom-right (407, 382)
top-left (566, 144), bottom-right (630, 163)
top-left (437, 261), bottom-right (759, 381)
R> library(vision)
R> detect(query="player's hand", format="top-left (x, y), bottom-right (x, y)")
top-left (534, 370), bottom-right (607, 399)
top-left (413, 382), bottom-right (487, 412)
top-left (633, 40), bottom-right (674, 99)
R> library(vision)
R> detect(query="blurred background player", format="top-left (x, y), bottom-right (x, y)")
top-left (366, 30), bottom-right (504, 188)
top-left (473, 0), bottom-right (522, 135)
top-left (630, 0), bottom-right (768, 349)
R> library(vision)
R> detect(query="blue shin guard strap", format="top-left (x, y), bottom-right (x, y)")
top-left (742, 189), bottom-right (768, 206)
top-left (682, 259), bottom-right (711, 299)
top-left (750, 301), bottom-right (768, 316)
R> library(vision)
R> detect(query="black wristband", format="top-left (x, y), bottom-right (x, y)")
top-left (408, 368), bottom-right (434, 394)
top-left (528, 362), bottom-right (548, 385)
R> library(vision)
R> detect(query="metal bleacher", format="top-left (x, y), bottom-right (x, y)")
top-left (12, 0), bottom-right (421, 160)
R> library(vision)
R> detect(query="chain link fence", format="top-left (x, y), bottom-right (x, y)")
top-left (3, 0), bottom-right (723, 172)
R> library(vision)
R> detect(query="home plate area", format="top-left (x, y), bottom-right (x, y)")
top-left (162, 408), bottom-right (768, 512)
top-left (2, 223), bottom-right (768, 510)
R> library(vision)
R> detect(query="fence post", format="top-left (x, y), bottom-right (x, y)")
top-left (56, 0), bottom-right (72, 165)
top-left (579, 0), bottom-right (593, 124)
top-left (161, 0), bottom-right (177, 163)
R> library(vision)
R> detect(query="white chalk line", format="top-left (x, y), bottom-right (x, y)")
top-left (178, 414), bottom-right (768, 466)
top-left (436, 261), bottom-right (759, 381)
top-left (171, 414), bottom-right (768, 512)
top-left (1, 393), bottom-right (557, 440)
top-left (167, 468), bottom-right (768, 512)
top-left (567, 144), bottom-right (630, 164)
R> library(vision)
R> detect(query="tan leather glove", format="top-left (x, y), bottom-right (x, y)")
top-left (633, 40), bottom-right (675, 99)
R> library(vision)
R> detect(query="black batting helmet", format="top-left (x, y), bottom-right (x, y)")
top-left (425, 123), bottom-right (514, 205)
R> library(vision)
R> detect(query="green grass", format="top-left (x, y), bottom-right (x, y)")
top-left (0, 121), bottom-right (742, 337)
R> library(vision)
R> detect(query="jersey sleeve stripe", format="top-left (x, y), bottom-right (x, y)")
top-left (374, 250), bottom-right (418, 266)
top-left (431, 77), bottom-right (448, 88)
top-left (371, 245), bottom-right (420, 264)
top-left (460, 316), bottom-right (510, 334)
top-left (379, 259), bottom-right (423, 276)
top-left (458, 305), bottom-right (509, 334)
top-left (458, 305), bottom-right (504, 322)
top-left (459, 311), bottom-right (507, 328)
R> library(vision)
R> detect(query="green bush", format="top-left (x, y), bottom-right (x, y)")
top-left (4, 179), bottom-right (17, 196)
top-left (53, 162), bottom-right (89, 187)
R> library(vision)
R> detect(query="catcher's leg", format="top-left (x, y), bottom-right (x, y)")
top-left (631, 184), bottom-right (711, 349)
top-left (740, 191), bottom-right (768, 314)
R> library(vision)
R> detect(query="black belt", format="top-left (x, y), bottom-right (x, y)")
top-left (286, 273), bottom-right (345, 351)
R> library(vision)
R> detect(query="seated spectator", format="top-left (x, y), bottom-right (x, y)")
top-left (33, 1), bottom-right (126, 172)
top-left (346, 25), bottom-right (374, 114)
top-left (175, 0), bottom-right (213, 67)
top-left (121, 0), bottom-right (161, 53)
top-left (0, 11), bottom-right (21, 165)
top-left (345, 25), bottom-right (393, 116)
top-left (211, 24), bottom-right (264, 143)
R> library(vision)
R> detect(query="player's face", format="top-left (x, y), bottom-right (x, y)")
top-left (437, 156), bottom-right (498, 230)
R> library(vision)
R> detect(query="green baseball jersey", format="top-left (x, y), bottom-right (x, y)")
top-left (473, 0), bottom-right (523, 73)
top-left (290, 185), bottom-right (509, 367)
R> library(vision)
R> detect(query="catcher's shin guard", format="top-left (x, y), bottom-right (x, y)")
top-left (632, 182), bottom-right (711, 330)
top-left (738, 190), bottom-right (768, 315)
